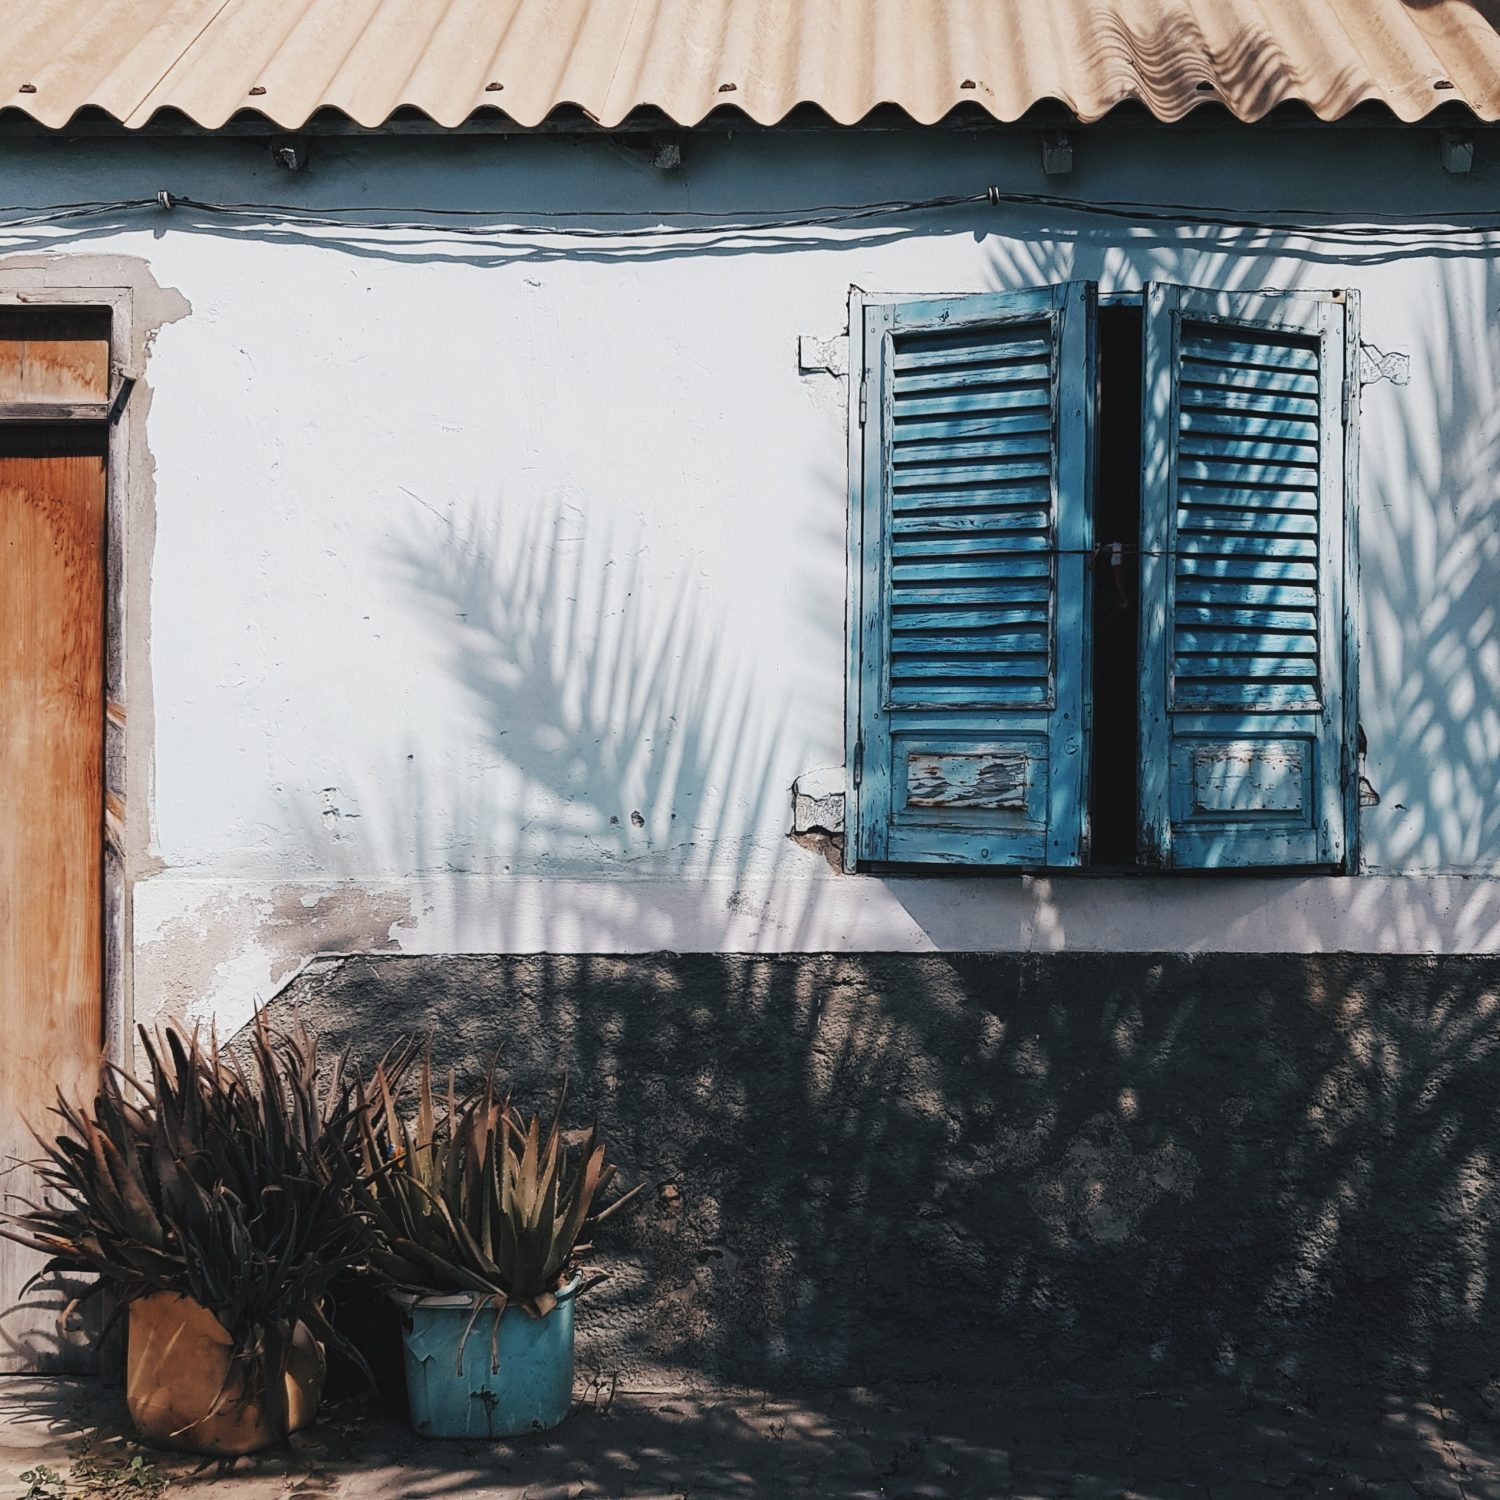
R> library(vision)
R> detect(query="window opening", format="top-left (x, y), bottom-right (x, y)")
top-left (1089, 304), bottom-right (1142, 866)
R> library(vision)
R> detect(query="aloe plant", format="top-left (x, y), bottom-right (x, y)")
top-left (355, 1055), bottom-right (640, 1320)
top-left (0, 1021), bottom-right (393, 1438)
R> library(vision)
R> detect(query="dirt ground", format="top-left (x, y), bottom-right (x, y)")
top-left (5, 1373), bottom-right (1500, 1499)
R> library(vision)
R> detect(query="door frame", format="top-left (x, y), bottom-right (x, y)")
top-left (0, 283), bottom-right (135, 1070)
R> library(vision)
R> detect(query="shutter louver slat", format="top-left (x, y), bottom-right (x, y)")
top-left (893, 335), bottom-right (1052, 370)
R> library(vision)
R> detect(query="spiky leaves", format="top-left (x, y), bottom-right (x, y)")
top-left (355, 1056), bottom-right (640, 1320)
top-left (0, 1020), bottom-right (393, 1440)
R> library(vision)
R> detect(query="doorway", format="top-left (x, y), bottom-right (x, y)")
top-left (0, 307), bottom-right (110, 1370)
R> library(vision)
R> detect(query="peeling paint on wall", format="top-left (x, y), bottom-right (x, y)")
top-left (133, 881), bottom-right (410, 1041)
top-left (0, 129), bottom-right (1496, 1026)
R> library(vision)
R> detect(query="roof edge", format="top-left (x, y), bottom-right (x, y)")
top-left (0, 96), bottom-right (1493, 139)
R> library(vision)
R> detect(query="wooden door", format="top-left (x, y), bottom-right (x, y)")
top-left (0, 308), bottom-right (108, 1371)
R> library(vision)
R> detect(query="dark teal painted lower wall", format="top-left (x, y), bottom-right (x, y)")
top-left (263, 953), bottom-right (1500, 1393)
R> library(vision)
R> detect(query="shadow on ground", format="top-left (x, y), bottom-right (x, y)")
top-left (6, 1372), bottom-right (1500, 1499)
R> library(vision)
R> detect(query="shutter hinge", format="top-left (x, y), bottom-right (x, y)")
top-left (108, 363), bottom-right (139, 425)
top-left (1341, 374), bottom-right (1356, 426)
top-left (858, 374), bottom-right (868, 426)
top-left (852, 738), bottom-right (864, 788)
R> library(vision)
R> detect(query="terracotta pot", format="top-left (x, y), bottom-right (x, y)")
top-left (125, 1292), bottom-right (325, 1456)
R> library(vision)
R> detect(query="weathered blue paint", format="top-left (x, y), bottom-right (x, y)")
top-left (844, 288), bottom-right (871, 874)
top-left (1340, 290), bottom-right (1364, 872)
top-left (392, 1283), bottom-right (580, 1439)
top-left (850, 283), bottom-right (1094, 867)
top-left (1138, 286), bottom-right (1351, 870)
top-left (853, 299), bottom-right (896, 867)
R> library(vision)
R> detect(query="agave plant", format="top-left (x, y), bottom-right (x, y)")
top-left (0, 1021), bottom-right (393, 1438)
top-left (355, 1055), bottom-right (640, 1320)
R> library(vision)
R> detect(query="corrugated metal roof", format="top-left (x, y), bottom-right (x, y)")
top-left (4, 0), bottom-right (1499, 132)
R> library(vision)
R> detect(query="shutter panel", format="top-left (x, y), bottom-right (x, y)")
top-left (851, 283), bottom-right (1095, 867)
top-left (1138, 286), bottom-right (1350, 869)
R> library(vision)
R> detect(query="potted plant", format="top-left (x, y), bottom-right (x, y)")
top-left (0, 1022), bottom-right (386, 1456)
top-left (355, 1057), bottom-right (639, 1439)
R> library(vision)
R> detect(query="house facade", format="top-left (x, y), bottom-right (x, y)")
top-left (4, 0), bottom-right (1500, 1386)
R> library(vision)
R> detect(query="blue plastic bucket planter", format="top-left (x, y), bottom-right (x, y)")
top-left (390, 1278), bottom-right (580, 1439)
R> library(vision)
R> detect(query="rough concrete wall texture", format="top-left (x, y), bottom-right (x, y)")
top-left (266, 952), bottom-right (1500, 1394)
top-left (0, 127), bottom-right (1493, 1029)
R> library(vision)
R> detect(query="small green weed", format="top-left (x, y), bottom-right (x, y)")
top-left (16, 1468), bottom-right (66, 1500)
top-left (72, 1452), bottom-right (166, 1497)
top-left (13, 1449), bottom-right (166, 1500)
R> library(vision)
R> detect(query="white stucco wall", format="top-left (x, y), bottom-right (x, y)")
top-left (2, 124), bottom-right (1496, 1031)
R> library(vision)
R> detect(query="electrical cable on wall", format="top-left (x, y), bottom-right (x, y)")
top-left (3, 188), bottom-right (1500, 241)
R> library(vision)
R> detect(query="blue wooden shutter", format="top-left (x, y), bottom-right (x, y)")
top-left (850, 283), bottom-right (1095, 867)
top-left (1138, 286), bottom-right (1351, 869)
